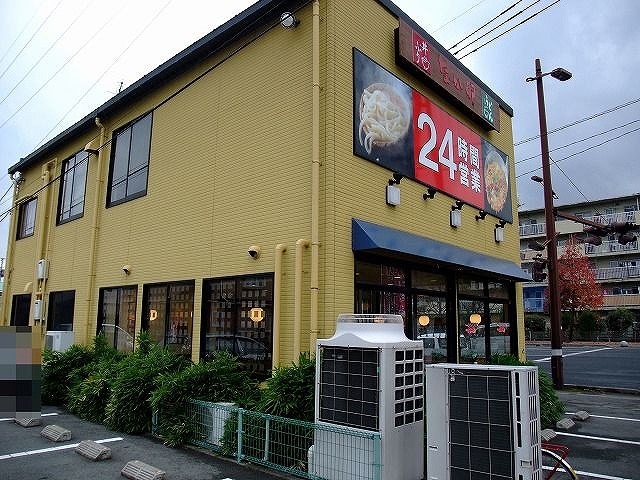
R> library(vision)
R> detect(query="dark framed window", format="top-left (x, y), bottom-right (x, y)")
top-left (58, 151), bottom-right (88, 224)
top-left (17, 198), bottom-right (37, 239)
top-left (201, 274), bottom-right (273, 375)
top-left (142, 281), bottom-right (194, 356)
top-left (107, 112), bottom-right (152, 206)
top-left (10, 294), bottom-right (31, 326)
top-left (48, 290), bottom-right (75, 331)
top-left (98, 285), bottom-right (137, 352)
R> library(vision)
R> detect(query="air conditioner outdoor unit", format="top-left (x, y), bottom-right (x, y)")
top-left (425, 363), bottom-right (542, 480)
top-left (45, 331), bottom-right (75, 352)
top-left (310, 314), bottom-right (424, 480)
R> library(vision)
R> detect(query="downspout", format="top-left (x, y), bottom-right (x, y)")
top-left (293, 239), bottom-right (310, 362)
top-left (33, 160), bottom-right (56, 324)
top-left (272, 243), bottom-right (287, 367)
top-left (86, 117), bottom-right (106, 343)
top-left (309, 0), bottom-right (321, 353)
top-left (0, 175), bottom-right (22, 324)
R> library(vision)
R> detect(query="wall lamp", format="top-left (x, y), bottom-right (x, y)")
top-left (496, 219), bottom-right (507, 228)
top-left (475, 210), bottom-right (487, 221)
top-left (423, 187), bottom-right (437, 200)
top-left (451, 200), bottom-right (464, 211)
top-left (388, 172), bottom-right (403, 185)
top-left (280, 12), bottom-right (300, 28)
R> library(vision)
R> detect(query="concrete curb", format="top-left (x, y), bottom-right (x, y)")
top-left (563, 384), bottom-right (640, 396)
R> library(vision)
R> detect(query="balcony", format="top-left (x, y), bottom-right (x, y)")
top-left (595, 265), bottom-right (640, 281)
top-left (589, 210), bottom-right (637, 225)
top-left (584, 239), bottom-right (639, 256)
top-left (602, 293), bottom-right (640, 309)
top-left (519, 223), bottom-right (545, 237)
top-left (524, 297), bottom-right (544, 313)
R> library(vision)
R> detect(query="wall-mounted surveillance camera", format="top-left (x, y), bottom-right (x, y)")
top-left (247, 246), bottom-right (261, 259)
top-left (122, 264), bottom-right (131, 274)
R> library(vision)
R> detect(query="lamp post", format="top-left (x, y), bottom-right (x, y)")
top-left (526, 59), bottom-right (571, 389)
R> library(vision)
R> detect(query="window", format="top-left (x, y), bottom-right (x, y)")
top-left (142, 281), bottom-right (194, 356)
top-left (58, 151), bottom-right (88, 223)
top-left (48, 291), bottom-right (75, 331)
top-left (10, 294), bottom-right (31, 326)
top-left (17, 198), bottom-right (37, 239)
top-left (107, 112), bottom-right (152, 206)
top-left (201, 274), bottom-right (273, 375)
top-left (98, 286), bottom-right (137, 352)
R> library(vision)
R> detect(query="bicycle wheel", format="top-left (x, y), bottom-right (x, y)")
top-left (541, 447), bottom-right (579, 479)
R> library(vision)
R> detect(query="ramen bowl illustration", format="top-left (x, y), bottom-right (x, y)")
top-left (484, 150), bottom-right (509, 212)
top-left (358, 82), bottom-right (410, 154)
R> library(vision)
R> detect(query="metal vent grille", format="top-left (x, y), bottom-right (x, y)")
top-left (318, 346), bottom-right (379, 431)
top-left (448, 368), bottom-right (514, 480)
top-left (393, 349), bottom-right (424, 427)
top-left (527, 370), bottom-right (541, 479)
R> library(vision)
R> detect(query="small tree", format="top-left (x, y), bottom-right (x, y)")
top-left (606, 308), bottom-right (635, 335)
top-left (525, 314), bottom-right (546, 332)
top-left (576, 310), bottom-right (600, 340)
top-left (549, 237), bottom-right (604, 341)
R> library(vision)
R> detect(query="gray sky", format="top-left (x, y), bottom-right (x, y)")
top-left (1, 0), bottom-right (639, 257)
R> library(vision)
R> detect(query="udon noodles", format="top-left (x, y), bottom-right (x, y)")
top-left (484, 155), bottom-right (508, 212)
top-left (359, 83), bottom-right (410, 154)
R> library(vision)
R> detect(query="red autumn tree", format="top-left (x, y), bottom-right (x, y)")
top-left (547, 236), bottom-right (603, 341)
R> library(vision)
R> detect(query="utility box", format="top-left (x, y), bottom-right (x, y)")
top-left (45, 331), bottom-right (75, 352)
top-left (310, 314), bottom-right (424, 480)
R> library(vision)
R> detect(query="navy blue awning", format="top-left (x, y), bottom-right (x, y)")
top-left (352, 218), bottom-right (530, 281)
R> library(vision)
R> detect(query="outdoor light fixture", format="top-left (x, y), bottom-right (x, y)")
top-left (475, 210), bottom-right (487, 221)
top-left (280, 12), bottom-right (299, 28)
top-left (531, 175), bottom-right (558, 199)
top-left (469, 313), bottom-right (482, 325)
top-left (386, 184), bottom-right (401, 206)
top-left (550, 67), bottom-right (572, 81)
top-left (583, 235), bottom-right (603, 246)
top-left (451, 200), bottom-right (464, 210)
top-left (528, 240), bottom-right (547, 251)
top-left (388, 172), bottom-right (403, 185)
top-left (418, 315), bottom-right (430, 326)
top-left (450, 209), bottom-right (462, 228)
top-left (496, 219), bottom-right (507, 228)
top-left (494, 226), bottom-right (505, 243)
top-left (423, 187), bottom-right (437, 200)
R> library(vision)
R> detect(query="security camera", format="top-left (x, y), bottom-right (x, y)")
top-left (122, 264), bottom-right (131, 274)
top-left (247, 246), bottom-right (261, 259)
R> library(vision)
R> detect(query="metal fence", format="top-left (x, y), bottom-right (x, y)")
top-left (154, 399), bottom-right (382, 480)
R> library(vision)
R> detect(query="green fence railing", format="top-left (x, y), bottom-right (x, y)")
top-left (153, 399), bottom-right (381, 480)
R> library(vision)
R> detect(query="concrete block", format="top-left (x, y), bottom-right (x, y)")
top-left (573, 410), bottom-right (590, 421)
top-left (556, 418), bottom-right (575, 430)
top-left (40, 424), bottom-right (72, 442)
top-left (541, 428), bottom-right (557, 441)
top-left (75, 440), bottom-right (112, 461)
top-left (121, 460), bottom-right (166, 480)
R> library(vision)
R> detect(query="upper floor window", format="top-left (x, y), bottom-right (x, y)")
top-left (17, 198), bottom-right (37, 239)
top-left (58, 151), bottom-right (88, 224)
top-left (107, 112), bottom-right (152, 206)
top-left (48, 290), bottom-right (75, 331)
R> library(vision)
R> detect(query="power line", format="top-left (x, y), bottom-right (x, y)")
top-left (33, 0), bottom-right (176, 150)
top-left (515, 97), bottom-right (640, 146)
top-left (516, 125), bottom-right (640, 178)
top-left (458, 0), bottom-right (561, 60)
top-left (0, 0), bottom-right (95, 107)
top-left (515, 119), bottom-right (640, 164)
top-left (550, 155), bottom-right (591, 204)
top-left (0, 0), bottom-right (47, 66)
top-left (453, 0), bottom-right (539, 56)
top-left (432, 0), bottom-right (488, 34)
top-left (0, 1), bottom-right (128, 131)
top-left (0, 0), bottom-right (65, 82)
top-left (450, 0), bottom-right (524, 50)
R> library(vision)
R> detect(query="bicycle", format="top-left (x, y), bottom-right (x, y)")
top-left (541, 442), bottom-right (579, 479)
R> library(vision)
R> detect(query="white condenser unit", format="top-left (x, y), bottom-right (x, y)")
top-left (425, 364), bottom-right (542, 480)
top-left (310, 314), bottom-right (424, 480)
top-left (45, 331), bottom-right (75, 352)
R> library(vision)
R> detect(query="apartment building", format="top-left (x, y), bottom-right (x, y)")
top-left (2, 0), bottom-right (527, 372)
top-left (520, 194), bottom-right (640, 315)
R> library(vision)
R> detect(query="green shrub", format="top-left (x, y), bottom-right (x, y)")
top-left (151, 352), bottom-right (259, 446)
top-left (257, 352), bottom-right (315, 421)
top-left (489, 353), bottom-right (564, 429)
top-left (42, 344), bottom-right (95, 405)
top-left (104, 341), bottom-right (190, 434)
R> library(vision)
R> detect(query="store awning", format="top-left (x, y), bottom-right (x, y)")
top-left (352, 218), bottom-right (530, 281)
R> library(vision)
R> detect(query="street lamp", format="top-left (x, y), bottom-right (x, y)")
top-left (526, 59), bottom-right (572, 389)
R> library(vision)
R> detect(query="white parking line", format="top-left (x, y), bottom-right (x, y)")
top-left (565, 412), bottom-right (640, 423)
top-left (0, 412), bottom-right (59, 422)
top-left (0, 437), bottom-right (123, 460)
top-left (573, 469), bottom-right (633, 480)
top-left (533, 347), bottom-right (612, 362)
top-left (555, 431), bottom-right (640, 446)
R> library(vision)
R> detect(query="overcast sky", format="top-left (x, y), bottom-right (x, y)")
top-left (1, 0), bottom-right (639, 257)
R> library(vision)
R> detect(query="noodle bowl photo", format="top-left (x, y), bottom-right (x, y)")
top-left (358, 82), bottom-right (410, 154)
top-left (484, 151), bottom-right (508, 212)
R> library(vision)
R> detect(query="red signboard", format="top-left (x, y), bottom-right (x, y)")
top-left (397, 20), bottom-right (500, 132)
top-left (353, 49), bottom-right (512, 222)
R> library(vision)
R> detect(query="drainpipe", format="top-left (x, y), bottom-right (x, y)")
top-left (86, 117), bottom-right (105, 343)
top-left (0, 175), bottom-right (23, 324)
top-left (33, 160), bottom-right (56, 325)
top-left (272, 243), bottom-right (287, 367)
top-left (309, 0), bottom-right (321, 354)
top-left (293, 239), bottom-right (310, 362)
